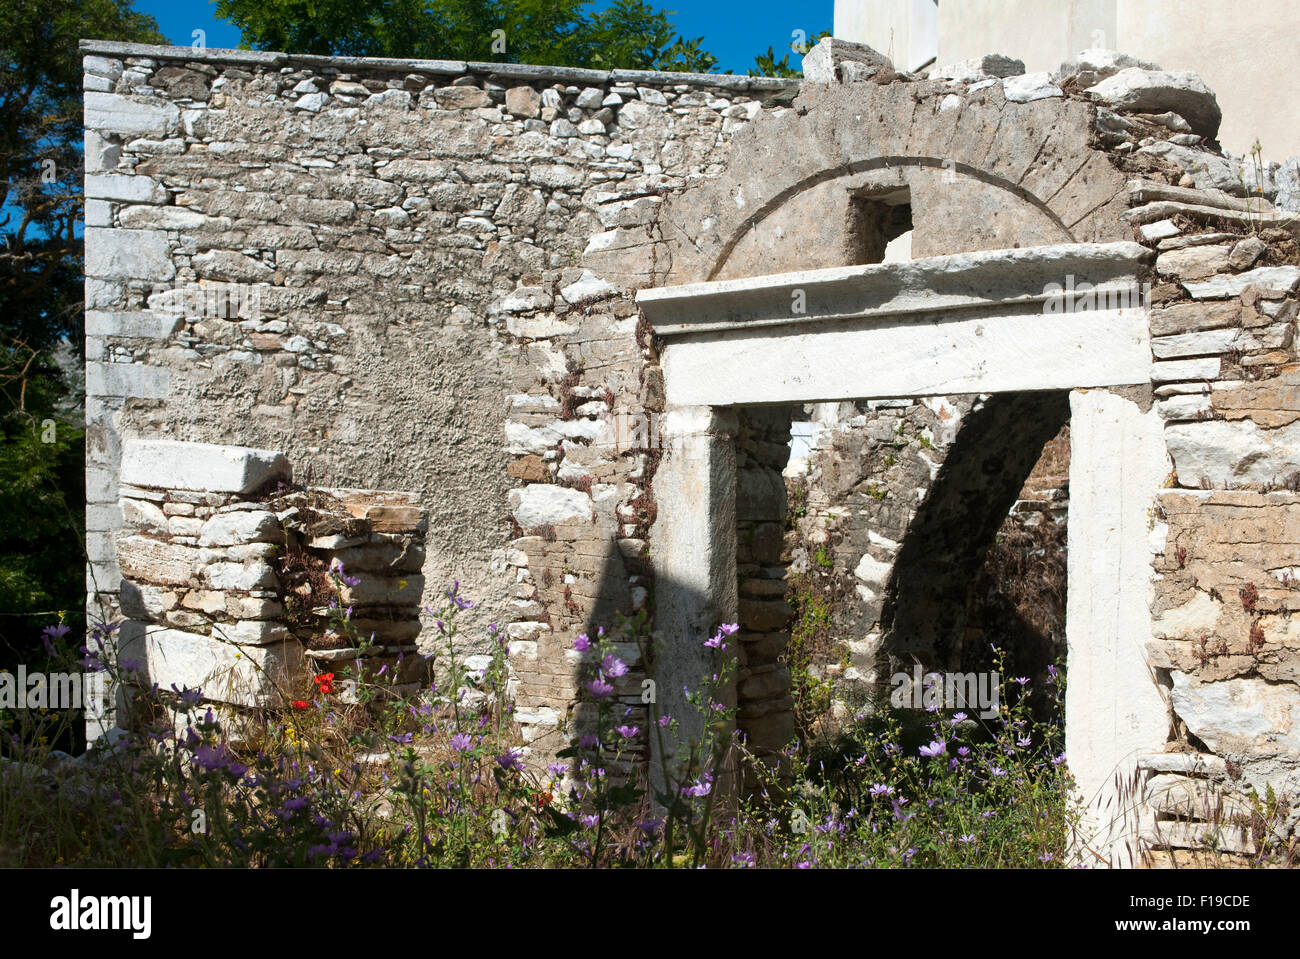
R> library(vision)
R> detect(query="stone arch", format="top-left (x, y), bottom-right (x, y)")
top-left (654, 81), bottom-right (1130, 286)
top-left (706, 156), bottom-right (1077, 281)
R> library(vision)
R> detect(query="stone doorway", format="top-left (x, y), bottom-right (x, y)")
top-left (638, 241), bottom-right (1167, 863)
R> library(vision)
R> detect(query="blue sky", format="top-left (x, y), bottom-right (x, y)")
top-left (134, 0), bottom-right (833, 74)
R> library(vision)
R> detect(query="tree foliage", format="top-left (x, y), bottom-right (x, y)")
top-left (215, 0), bottom-right (720, 72)
top-left (0, 0), bottom-right (165, 666)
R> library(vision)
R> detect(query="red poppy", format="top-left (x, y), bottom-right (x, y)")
top-left (535, 791), bottom-right (553, 810)
top-left (313, 673), bottom-right (335, 695)
top-left (292, 700), bottom-right (309, 710)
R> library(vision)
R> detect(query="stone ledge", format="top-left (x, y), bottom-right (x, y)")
top-left (79, 39), bottom-right (800, 92)
top-left (639, 241), bottom-right (1152, 337)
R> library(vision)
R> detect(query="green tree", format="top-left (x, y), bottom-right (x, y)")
top-left (215, 0), bottom-right (719, 72)
top-left (750, 30), bottom-right (830, 77)
top-left (0, 0), bottom-right (166, 680)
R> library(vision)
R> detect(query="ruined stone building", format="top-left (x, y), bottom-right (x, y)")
top-left (81, 30), bottom-right (1300, 865)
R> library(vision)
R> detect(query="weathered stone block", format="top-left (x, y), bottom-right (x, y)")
top-left (120, 440), bottom-right (290, 493)
top-left (84, 227), bottom-right (174, 281)
top-left (119, 622), bottom-right (300, 706)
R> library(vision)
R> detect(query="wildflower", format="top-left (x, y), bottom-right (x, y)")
top-left (447, 580), bottom-right (475, 610)
top-left (450, 732), bottom-right (473, 752)
top-left (868, 783), bottom-right (894, 797)
top-left (580, 814), bottom-right (600, 828)
top-left (959, 834), bottom-right (976, 844)
top-left (1017, 735), bottom-right (1032, 747)
top-left (1046, 664), bottom-right (1058, 685)
top-left (956, 746), bottom-right (970, 757)
top-left (292, 700), bottom-right (309, 710)
top-left (546, 761), bottom-right (569, 778)
top-left (614, 724), bottom-right (639, 739)
top-left (496, 749), bottom-right (525, 772)
top-left (657, 714), bottom-right (672, 728)
top-left (918, 739), bottom-right (946, 758)
top-left (573, 633), bottom-right (591, 652)
top-left (988, 765), bottom-right (1007, 777)
top-left (681, 776), bottom-right (712, 798)
top-left (585, 678), bottom-right (614, 698)
top-left (951, 711), bottom-right (968, 723)
top-left (1013, 676), bottom-right (1030, 686)
top-left (637, 819), bottom-right (664, 833)
top-left (579, 734), bottom-right (598, 749)
top-left (313, 673), bottom-right (335, 695)
top-left (601, 654), bottom-right (628, 678)
top-left (330, 558), bottom-right (361, 588)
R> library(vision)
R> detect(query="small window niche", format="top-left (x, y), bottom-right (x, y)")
top-left (847, 187), bottom-right (913, 264)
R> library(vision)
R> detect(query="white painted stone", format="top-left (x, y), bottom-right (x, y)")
top-left (1155, 394), bottom-right (1212, 420)
top-left (84, 130), bottom-right (121, 174)
top-left (198, 510), bottom-right (280, 547)
top-left (1165, 419), bottom-right (1300, 487)
top-left (1001, 72), bottom-right (1061, 103)
top-left (1150, 328), bottom-right (1240, 358)
top-left (84, 199), bottom-right (112, 227)
top-left (84, 92), bottom-right (179, 136)
top-left (1170, 672), bottom-right (1300, 757)
top-left (85, 361), bottom-right (170, 399)
top-left (1182, 266), bottom-right (1300, 299)
top-left (1066, 389), bottom-right (1170, 867)
top-left (560, 269), bottom-right (616, 304)
top-left (85, 311), bottom-right (183, 339)
top-left (509, 484), bottom-right (594, 527)
top-left (120, 439), bottom-right (290, 493)
top-left (84, 227), bottom-right (174, 281)
top-left (85, 174), bottom-right (167, 204)
top-left (1150, 357), bottom-right (1220, 382)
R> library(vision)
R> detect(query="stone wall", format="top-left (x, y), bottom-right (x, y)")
top-left (83, 34), bottom-right (1300, 862)
top-left (113, 439), bottom-right (426, 729)
top-left (80, 38), bottom-right (796, 746)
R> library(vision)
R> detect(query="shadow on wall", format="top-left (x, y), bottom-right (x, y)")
top-left (880, 390), bottom-right (1071, 677)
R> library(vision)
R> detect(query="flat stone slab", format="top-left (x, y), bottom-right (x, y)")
top-left (121, 439), bottom-right (290, 493)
